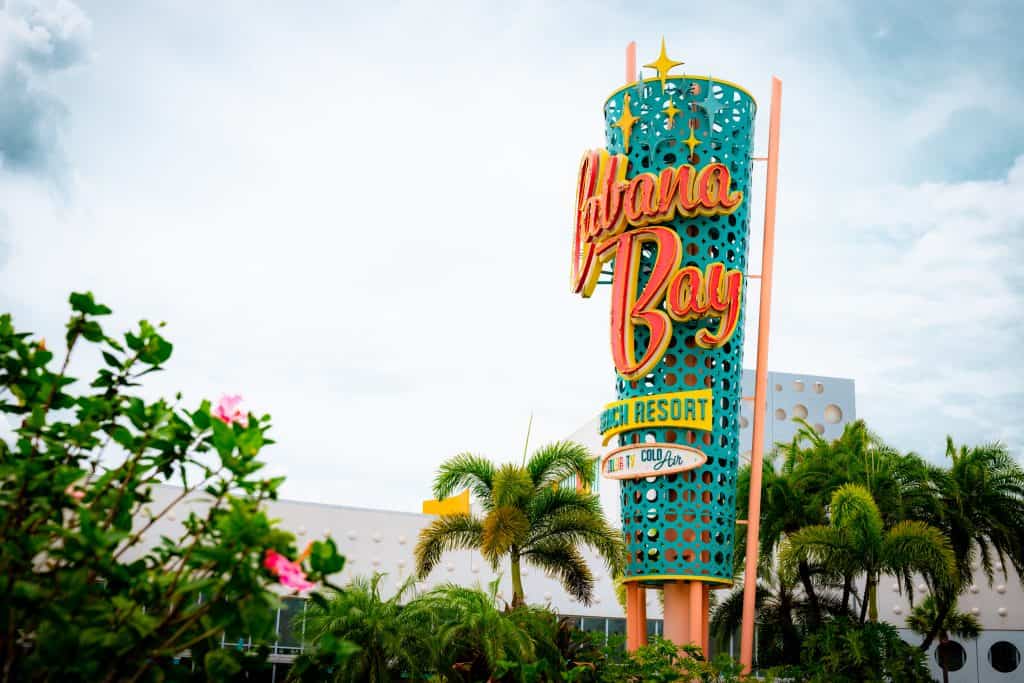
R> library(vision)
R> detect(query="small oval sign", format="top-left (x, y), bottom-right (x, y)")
top-left (600, 443), bottom-right (707, 480)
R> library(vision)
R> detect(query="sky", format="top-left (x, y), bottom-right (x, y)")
top-left (1, 0), bottom-right (1021, 511)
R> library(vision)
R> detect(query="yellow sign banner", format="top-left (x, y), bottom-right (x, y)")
top-left (599, 389), bottom-right (713, 445)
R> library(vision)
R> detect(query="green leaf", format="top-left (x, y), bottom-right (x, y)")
top-left (139, 335), bottom-right (173, 365)
top-left (203, 650), bottom-right (242, 681)
top-left (125, 331), bottom-right (142, 351)
top-left (108, 425), bottom-right (135, 449)
top-left (69, 291), bottom-right (112, 316)
top-left (236, 427), bottom-right (263, 457)
top-left (173, 577), bottom-right (219, 599)
top-left (192, 400), bottom-right (212, 429)
top-left (31, 349), bottom-right (54, 368)
top-left (240, 597), bottom-right (276, 637)
top-left (13, 580), bottom-right (46, 601)
top-left (309, 538), bottom-right (345, 575)
top-left (319, 632), bottom-right (361, 661)
top-left (80, 321), bottom-right (105, 342)
top-left (211, 419), bottom-right (235, 457)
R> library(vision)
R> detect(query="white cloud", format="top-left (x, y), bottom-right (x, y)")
top-left (0, 0), bottom-right (90, 182)
top-left (0, 0), bottom-right (1021, 509)
top-left (767, 158), bottom-right (1024, 458)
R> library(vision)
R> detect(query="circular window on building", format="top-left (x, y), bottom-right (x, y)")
top-left (936, 641), bottom-right (967, 672)
top-left (989, 641), bottom-right (1021, 673)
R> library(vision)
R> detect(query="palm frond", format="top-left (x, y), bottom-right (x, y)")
top-left (411, 581), bottom-right (534, 673)
top-left (481, 505), bottom-right (529, 564)
top-left (527, 440), bottom-right (595, 489)
top-left (906, 594), bottom-right (981, 642)
top-left (829, 484), bottom-right (884, 551)
top-left (936, 438), bottom-right (1024, 586)
top-left (710, 582), bottom-right (772, 644)
top-left (414, 513), bottom-right (484, 577)
top-left (526, 485), bottom-right (602, 525)
top-left (491, 464), bottom-right (533, 508)
top-left (527, 508), bottom-right (626, 576)
top-left (300, 572), bottom-right (430, 681)
top-left (945, 609), bottom-right (983, 640)
top-left (524, 541), bottom-right (594, 604)
top-left (789, 417), bottom-right (826, 452)
top-left (778, 525), bottom-right (853, 580)
top-left (881, 520), bottom-right (957, 594)
top-left (433, 453), bottom-right (497, 508)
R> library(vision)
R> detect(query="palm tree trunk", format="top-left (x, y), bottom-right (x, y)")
top-left (919, 599), bottom-right (952, 651)
top-left (840, 574), bottom-right (852, 613)
top-left (778, 587), bottom-right (801, 665)
top-left (798, 560), bottom-right (821, 625)
top-left (510, 549), bottom-right (524, 607)
top-left (868, 577), bottom-right (878, 622)
top-left (859, 577), bottom-right (872, 624)
top-left (939, 637), bottom-right (950, 683)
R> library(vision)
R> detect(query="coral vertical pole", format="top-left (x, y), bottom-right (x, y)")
top-left (701, 584), bottom-right (710, 656)
top-left (688, 582), bottom-right (704, 653)
top-left (662, 582), bottom-right (691, 645)
top-left (739, 76), bottom-right (783, 674)
top-left (625, 583), bottom-right (648, 651)
top-left (625, 41), bottom-right (637, 84)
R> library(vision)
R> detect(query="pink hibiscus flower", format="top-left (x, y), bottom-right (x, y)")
top-left (263, 549), bottom-right (315, 593)
top-left (64, 483), bottom-right (85, 502)
top-left (213, 394), bottom-right (248, 427)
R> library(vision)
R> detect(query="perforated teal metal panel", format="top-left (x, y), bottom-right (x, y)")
top-left (603, 76), bottom-right (756, 585)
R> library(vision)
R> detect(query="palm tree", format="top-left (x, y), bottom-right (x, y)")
top-left (749, 421), bottom-right (940, 619)
top-left (736, 450), bottom-right (828, 625)
top-left (295, 573), bottom-right (429, 682)
top-left (779, 483), bottom-right (956, 624)
top-left (404, 579), bottom-right (535, 681)
top-left (788, 419), bottom-right (938, 530)
top-left (711, 573), bottom-right (850, 667)
top-left (906, 595), bottom-right (981, 683)
top-left (415, 441), bottom-right (625, 606)
top-left (918, 438), bottom-right (1024, 650)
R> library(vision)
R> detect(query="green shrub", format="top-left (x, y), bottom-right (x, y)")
top-left (0, 293), bottom-right (344, 682)
top-left (596, 637), bottom-right (760, 683)
top-left (771, 617), bottom-right (931, 682)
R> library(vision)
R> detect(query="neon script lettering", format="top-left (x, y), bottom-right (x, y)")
top-left (571, 148), bottom-right (742, 297)
top-left (571, 149), bottom-right (744, 381)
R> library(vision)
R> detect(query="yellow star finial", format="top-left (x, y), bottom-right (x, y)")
top-left (663, 98), bottom-right (681, 129)
top-left (613, 93), bottom-right (639, 153)
top-left (684, 126), bottom-right (701, 156)
top-left (644, 37), bottom-right (684, 91)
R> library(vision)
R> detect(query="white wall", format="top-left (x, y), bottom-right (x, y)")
top-left (142, 484), bottom-right (635, 619)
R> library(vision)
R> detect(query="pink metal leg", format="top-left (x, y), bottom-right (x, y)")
top-left (625, 582), bottom-right (648, 651)
top-left (701, 584), bottom-right (710, 656)
top-left (739, 76), bottom-right (783, 673)
top-left (663, 581), bottom-right (690, 645)
top-left (626, 42), bottom-right (637, 85)
top-left (688, 582), bottom-right (704, 653)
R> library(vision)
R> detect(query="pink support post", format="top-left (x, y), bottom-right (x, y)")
top-left (688, 582), bottom-right (704, 653)
top-left (662, 582), bottom-right (690, 645)
top-left (739, 76), bottom-right (783, 674)
top-left (625, 582), bottom-right (648, 651)
top-left (701, 584), bottom-right (710, 656)
top-left (626, 42), bottom-right (637, 85)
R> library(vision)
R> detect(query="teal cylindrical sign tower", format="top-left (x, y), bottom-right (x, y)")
top-left (571, 59), bottom-right (756, 588)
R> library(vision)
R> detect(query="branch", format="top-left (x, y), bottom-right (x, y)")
top-left (111, 464), bottom-right (223, 562)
